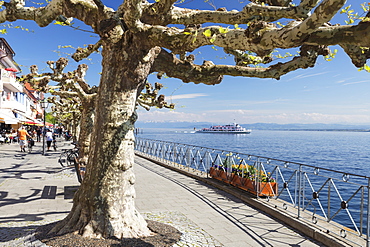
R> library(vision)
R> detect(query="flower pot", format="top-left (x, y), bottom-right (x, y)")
top-left (209, 167), bottom-right (229, 183)
top-left (230, 174), bottom-right (277, 197)
top-left (210, 169), bottom-right (278, 197)
top-left (231, 175), bottom-right (254, 192)
top-left (253, 181), bottom-right (278, 197)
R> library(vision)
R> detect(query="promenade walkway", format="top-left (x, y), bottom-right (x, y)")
top-left (0, 141), bottom-right (324, 246)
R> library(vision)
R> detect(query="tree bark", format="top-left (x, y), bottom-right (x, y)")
top-left (51, 34), bottom-right (158, 239)
top-left (77, 98), bottom-right (95, 164)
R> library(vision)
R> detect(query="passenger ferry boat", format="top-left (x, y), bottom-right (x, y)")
top-left (196, 123), bottom-right (251, 134)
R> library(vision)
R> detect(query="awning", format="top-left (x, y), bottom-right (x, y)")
top-left (12, 109), bottom-right (30, 122)
top-left (5, 119), bottom-right (18, 124)
top-left (0, 109), bottom-right (19, 124)
top-left (24, 121), bottom-right (43, 126)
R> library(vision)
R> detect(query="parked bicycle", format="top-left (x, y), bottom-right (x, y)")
top-left (58, 143), bottom-right (79, 167)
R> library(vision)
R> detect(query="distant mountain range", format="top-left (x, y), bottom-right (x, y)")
top-left (135, 121), bottom-right (370, 131)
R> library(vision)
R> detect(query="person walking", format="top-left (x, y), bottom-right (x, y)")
top-left (36, 127), bottom-right (42, 142)
top-left (45, 129), bottom-right (53, 151)
top-left (18, 126), bottom-right (31, 152)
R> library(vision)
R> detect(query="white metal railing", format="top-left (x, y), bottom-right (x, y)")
top-left (135, 137), bottom-right (370, 246)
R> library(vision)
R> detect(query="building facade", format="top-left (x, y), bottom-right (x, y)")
top-left (0, 38), bottom-right (43, 132)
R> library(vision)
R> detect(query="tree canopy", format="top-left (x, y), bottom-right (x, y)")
top-left (2, 0), bottom-right (370, 82)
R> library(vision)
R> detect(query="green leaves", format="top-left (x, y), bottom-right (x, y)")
top-left (359, 64), bottom-right (370, 72)
top-left (341, 3), bottom-right (370, 24)
top-left (202, 29), bottom-right (212, 38)
top-left (58, 45), bottom-right (74, 49)
top-left (219, 27), bottom-right (229, 34)
top-left (54, 21), bottom-right (71, 26)
top-left (324, 49), bottom-right (338, 61)
top-left (202, 29), bottom-right (215, 43)
top-left (0, 23), bottom-right (33, 34)
top-left (202, 27), bottom-right (228, 43)
top-left (364, 64), bottom-right (370, 71)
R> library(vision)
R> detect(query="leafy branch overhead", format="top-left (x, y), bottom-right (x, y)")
top-left (2, 0), bottom-right (369, 84)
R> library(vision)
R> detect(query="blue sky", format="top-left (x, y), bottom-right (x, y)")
top-left (2, 0), bottom-right (369, 125)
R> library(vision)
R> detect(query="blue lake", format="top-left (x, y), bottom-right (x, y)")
top-left (136, 128), bottom-right (370, 177)
top-left (137, 128), bottom-right (370, 232)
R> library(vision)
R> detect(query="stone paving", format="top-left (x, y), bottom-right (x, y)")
top-left (0, 140), bottom-right (325, 246)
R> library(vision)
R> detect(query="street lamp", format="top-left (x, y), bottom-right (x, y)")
top-left (53, 112), bottom-right (57, 139)
top-left (40, 99), bottom-right (49, 155)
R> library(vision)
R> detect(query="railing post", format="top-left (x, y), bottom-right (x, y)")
top-left (256, 157), bottom-right (261, 197)
top-left (298, 164), bottom-right (302, 219)
top-left (367, 177), bottom-right (370, 247)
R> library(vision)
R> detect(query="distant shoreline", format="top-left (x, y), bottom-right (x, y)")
top-left (135, 127), bottom-right (370, 133)
top-left (269, 129), bottom-right (370, 132)
top-left (136, 122), bottom-right (370, 131)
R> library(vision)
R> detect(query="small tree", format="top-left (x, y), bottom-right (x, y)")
top-left (3, 0), bottom-right (370, 240)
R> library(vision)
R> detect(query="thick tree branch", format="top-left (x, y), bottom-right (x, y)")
top-left (152, 45), bottom-right (325, 83)
top-left (305, 22), bottom-right (370, 47)
top-left (153, 0), bottom-right (177, 14)
top-left (50, 89), bottom-right (79, 98)
top-left (341, 45), bottom-right (370, 68)
top-left (122, 0), bottom-right (145, 31)
top-left (277, 0), bottom-right (346, 43)
top-left (23, 58), bottom-right (97, 102)
top-left (142, 0), bottom-right (320, 26)
top-left (0, 0), bottom-right (101, 29)
top-left (137, 82), bottom-right (174, 110)
top-left (72, 40), bottom-right (102, 62)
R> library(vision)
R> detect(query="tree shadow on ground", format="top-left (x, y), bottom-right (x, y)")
top-left (0, 211), bottom-right (70, 224)
top-left (35, 220), bottom-right (182, 247)
top-left (0, 224), bottom-right (41, 242)
top-left (0, 210), bottom-right (68, 242)
top-left (0, 160), bottom-right (71, 181)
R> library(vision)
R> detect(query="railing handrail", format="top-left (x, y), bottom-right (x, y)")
top-left (135, 137), bottom-right (369, 180)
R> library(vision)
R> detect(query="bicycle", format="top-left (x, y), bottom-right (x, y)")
top-left (58, 143), bottom-right (79, 167)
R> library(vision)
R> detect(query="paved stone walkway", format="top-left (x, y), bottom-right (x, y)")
top-left (135, 156), bottom-right (324, 247)
top-left (0, 141), bottom-right (324, 246)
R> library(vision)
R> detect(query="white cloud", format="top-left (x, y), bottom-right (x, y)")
top-left (287, 71), bottom-right (329, 81)
top-left (168, 93), bottom-right (208, 100)
top-left (137, 109), bottom-right (370, 125)
top-left (137, 110), bottom-right (206, 122)
top-left (342, 80), bottom-right (368, 86)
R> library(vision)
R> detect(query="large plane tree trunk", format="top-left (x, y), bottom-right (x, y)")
top-left (51, 33), bottom-right (160, 239)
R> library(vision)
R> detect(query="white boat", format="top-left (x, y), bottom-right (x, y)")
top-left (196, 123), bottom-right (251, 134)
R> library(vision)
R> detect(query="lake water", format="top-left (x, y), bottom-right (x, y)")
top-left (137, 128), bottom-right (370, 232)
top-left (136, 128), bottom-right (370, 176)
